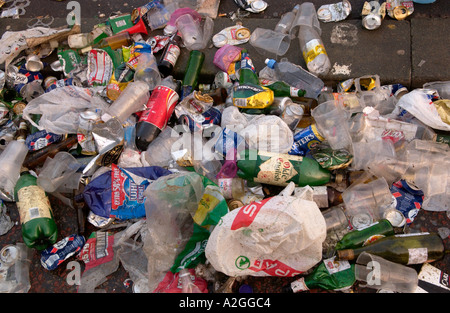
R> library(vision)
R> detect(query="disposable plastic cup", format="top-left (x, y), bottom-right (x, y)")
top-left (311, 100), bottom-right (352, 151)
top-left (249, 28), bottom-right (291, 57)
top-left (37, 152), bottom-right (82, 193)
top-left (175, 13), bottom-right (203, 50)
top-left (107, 81), bottom-right (150, 123)
top-left (0, 140), bottom-right (28, 201)
top-left (322, 206), bottom-right (349, 232)
top-left (342, 177), bottom-right (393, 221)
top-left (355, 252), bottom-right (418, 293)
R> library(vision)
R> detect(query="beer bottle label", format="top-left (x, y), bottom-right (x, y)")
top-left (163, 44), bottom-right (180, 67)
top-left (17, 186), bottom-right (53, 223)
top-left (255, 152), bottom-right (302, 186)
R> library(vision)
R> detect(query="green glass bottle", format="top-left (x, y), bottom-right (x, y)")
top-left (181, 50), bottom-right (205, 100)
top-left (283, 257), bottom-right (355, 293)
top-left (14, 169), bottom-right (58, 250)
top-left (337, 233), bottom-right (445, 265)
top-left (260, 80), bottom-right (306, 98)
top-left (236, 149), bottom-right (341, 187)
top-left (239, 49), bottom-right (260, 86)
top-left (334, 219), bottom-right (396, 251)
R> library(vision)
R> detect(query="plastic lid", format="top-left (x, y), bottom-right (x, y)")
top-left (265, 58), bottom-right (276, 69)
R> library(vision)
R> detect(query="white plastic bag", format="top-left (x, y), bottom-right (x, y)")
top-left (205, 195), bottom-right (326, 277)
top-left (22, 86), bottom-right (108, 135)
top-left (398, 90), bottom-right (450, 131)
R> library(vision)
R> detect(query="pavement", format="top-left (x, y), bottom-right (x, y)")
top-left (0, 0), bottom-right (449, 299)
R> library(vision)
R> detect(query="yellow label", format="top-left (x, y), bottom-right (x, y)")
top-left (193, 185), bottom-right (222, 226)
top-left (17, 186), bottom-right (53, 224)
top-left (303, 39), bottom-right (327, 65)
top-left (255, 153), bottom-right (300, 186)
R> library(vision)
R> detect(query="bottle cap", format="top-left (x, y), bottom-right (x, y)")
top-left (265, 58), bottom-right (276, 69)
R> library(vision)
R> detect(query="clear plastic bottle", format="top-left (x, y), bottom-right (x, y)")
top-left (298, 25), bottom-right (331, 76)
top-left (274, 4), bottom-right (300, 35)
top-left (265, 58), bottom-right (324, 99)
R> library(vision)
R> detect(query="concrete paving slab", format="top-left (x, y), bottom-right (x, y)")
top-left (411, 17), bottom-right (450, 89)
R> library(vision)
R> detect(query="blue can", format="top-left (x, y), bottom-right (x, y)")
top-left (289, 124), bottom-right (325, 156)
top-left (45, 77), bottom-right (82, 93)
top-left (40, 234), bottom-right (85, 270)
top-left (179, 107), bottom-right (222, 132)
top-left (26, 130), bottom-right (64, 151)
top-left (13, 67), bottom-right (44, 94)
top-left (390, 180), bottom-right (424, 225)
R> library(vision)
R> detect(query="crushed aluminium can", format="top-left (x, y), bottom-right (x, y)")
top-left (361, 1), bottom-right (386, 30)
top-left (179, 106), bottom-right (222, 133)
top-left (317, 0), bottom-right (352, 23)
top-left (386, 0), bottom-right (414, 20)
top-left (390, 180), bottom-right (424, 225)
top-left (212, 24), bottom-right (251, 48)
top-left (233, 0), bottom-right (268, 13)
top-left (25, 130), bottom-right (64, 151)
top-left (40, 234), bottom-right (86, 270)
top-left (289, 124), bottom-right (325, 156)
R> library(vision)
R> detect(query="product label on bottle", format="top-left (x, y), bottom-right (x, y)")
top-left (363, 234), bottom-right (386, 246)
top-left (163, 44), bottom-right (180, 67)
top-left (291, 277), bottom-right (309, 292)
top-left (323, 256), bottom-right (351, 274)
top-left (17, 185), bottom-right (53, 223)
top-left (218, 178), bottom-right (234, 199)
top-left (139, 86), bottom-right (179, 130)
top-left (255, 152), bottom-right (302, 186)
top-left (408, 248), bottom-right (428, 265)
top-left (303, 39), bottom-right (327, 65)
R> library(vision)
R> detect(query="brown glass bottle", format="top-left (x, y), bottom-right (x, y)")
top-left (23, 135), bottom-right (78, 169)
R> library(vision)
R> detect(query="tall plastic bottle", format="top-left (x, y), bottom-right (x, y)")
top-left (274, 4), bottom-right (300, 35)
top-left (297, 4), bottom-right (331, 77)
top-left (135, 76), bottom-right (180, 151)
top-left (265, 58), bottom-right (324, 99)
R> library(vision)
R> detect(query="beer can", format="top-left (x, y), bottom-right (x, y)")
top-left (44, 76), bottom-right (58, 90)
top-left (40, 234), bottom-right (86, 270)
top-left (25, 130), bottom-right (64, 151)
top-left (0, 245), bottom-right (18, 266)
top-left (361, 1), bottom-right (386, 30)
top-left (318, 0), bottom-right (352, 23)
top-left (214, 71), bottom-right (233, 89)
top-left (227, 199), bottom-right (244, 211)
top-left (25, 54), bottom-right (44, 72)
top-left (386, 0), bottom-right (414, 20)
top-left (179, 106), bottom-right (222, 132)
top-left (289, 124), bottom-right (325, 156)
top-left (45, 77), bottom-right (82, 93)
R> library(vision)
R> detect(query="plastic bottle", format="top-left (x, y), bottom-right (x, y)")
top-left (337, 233), bottom-right (446, 265)
top-left (297, 4), bottom-right (331, 76)
top-left (236, 149), bottom-right (343, 187)
top-left (133, 52), bottom-right (162, 90)
top-left (181, 50), bottom-right (205, 100)
top-left (158, 33), bottom-right (182, 77)
top-left (135, 76), bottom-right (180, 151)
top-left (274, 4), bottom-right (300, 35)
top-left (265, 58), bottom-right (324, 99)
top-left (0, 120), bottom-right (29, 201)
top-left (14, 169), bottom-right (58, 250)
top-left (218, 177), bottom-right (245, 200)
top-left (282, 257), bottom-right (355, 293)
top-left (334, 219), bottom-right (396, 251)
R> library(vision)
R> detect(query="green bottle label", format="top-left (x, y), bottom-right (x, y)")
top-left (254, 151), bottom-right (303, 186)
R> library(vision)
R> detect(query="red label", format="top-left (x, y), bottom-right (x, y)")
top-left (249, 259), bottom-right (303, 277)
top-left (139, 86), bottom-right (179, 130)
top-left (111, 164), bottom-right (126, 211)
top-left (230, 198), bottom-right (271, 230)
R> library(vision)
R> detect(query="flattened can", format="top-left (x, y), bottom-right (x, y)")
top-left (289, 124), bottom-right (325, 156)
top-left (78, 109), bottom-right (102, 155)
top-left (361, 1), bottom-right (386, 30)
top-left (179, 106), bottom-right (222, 132)
top-left (40, 234), bottom-right (85, 270)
